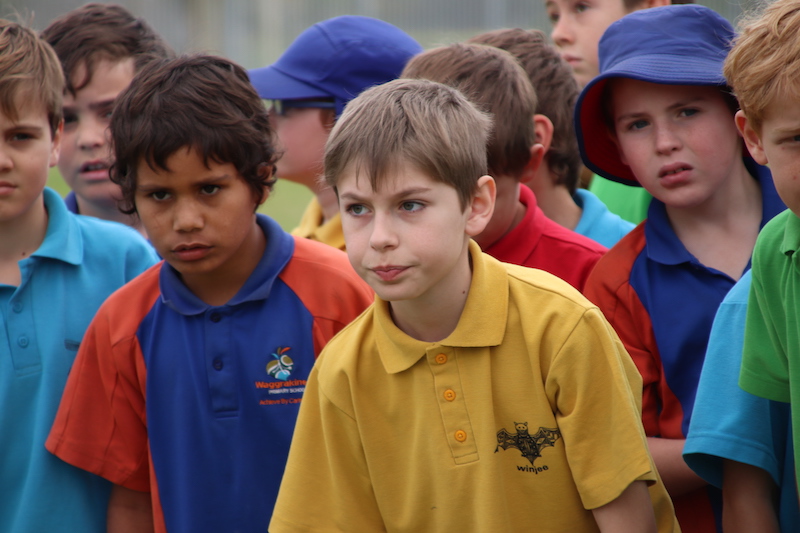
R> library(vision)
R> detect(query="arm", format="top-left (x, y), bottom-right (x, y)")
top-left (591, 480), bottom-right (657, 533)
top-left (721, 460), bottom-right (780, 533)
top-left (647, 436), bottom-right (706, 497)
top-left (107, 484), bottom-right (154, 533)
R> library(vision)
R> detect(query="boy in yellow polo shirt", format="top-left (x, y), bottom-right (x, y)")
top-left (269, 78), bottom-right (678, 532)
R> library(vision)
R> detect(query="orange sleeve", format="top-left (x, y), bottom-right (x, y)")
top-left (46, 267), bottom-right (161, 492)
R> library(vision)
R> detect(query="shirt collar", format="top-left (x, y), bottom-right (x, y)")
top-left (32, 188), bottom-right (84, 265)
top-left (645, 158), bottom-right (783, 266)
top-left (781, 211), bottom-right (800, 256)
top-left (375, 240), bottom-right (508, 374)
top-left (159, 214), bottom-right (295, 315)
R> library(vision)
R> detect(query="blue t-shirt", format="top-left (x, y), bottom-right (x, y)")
top-left (0, 188), bottom-right (158, 532)
top-left (573, 188), bottom-right (635, 248)
top-left (685, 271), bottom-right (799, 531)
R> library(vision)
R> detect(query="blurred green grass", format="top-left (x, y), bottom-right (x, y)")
top-left (47, 167), bottom-right (313, 231)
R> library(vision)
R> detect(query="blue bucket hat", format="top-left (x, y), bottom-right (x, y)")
top-left (248, 16), bottom-right (422, 117)
top-left (574, 5), bottom-right (736, 186)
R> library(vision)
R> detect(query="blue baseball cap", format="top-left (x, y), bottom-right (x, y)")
top-left (248, 16), bottom-right (422, 117)
top-left (574, 5), bottom-right (736, 186)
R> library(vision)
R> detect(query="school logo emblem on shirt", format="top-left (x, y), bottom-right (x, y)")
top-left (266, 346), bottom-right (294, 380)
top-left (495, 422), bottom-right (561, 466)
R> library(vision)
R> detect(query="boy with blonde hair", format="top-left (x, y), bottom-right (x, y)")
top-left (723, 0), bottom-right (800, 529)
top-left (467, 28), bottom-right (634, 248)
top-left (402, 42), bottom-right (607, 291)
top-left (578, 5), bottom-right (786, 532)
top-left (270, 78), bottom-right (678, 532)
top-left (46, 54), bottom-right (373, 532)
top-left (42, 3), bottom-right (173, 233)
top-left (0, 20), bottom-right (157, 532)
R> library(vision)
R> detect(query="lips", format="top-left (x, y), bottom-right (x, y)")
top-left (371, 265), bottom-right (407, 282)
top-left (659, 164), bottom-right (692, 178)
top-left (172, 243), bottom-right (212, 261)
top-left (78, 160), bottom-right (111, 182)
top-left (657, 163), bottom-right (693, 189)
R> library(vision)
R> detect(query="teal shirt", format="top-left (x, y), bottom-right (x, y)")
top-left (573, 188), bottom-right (635, 248)
top-left (587, 174), bottom-right (652, 225)
top-left (0, 188), bottom-right (158, 532)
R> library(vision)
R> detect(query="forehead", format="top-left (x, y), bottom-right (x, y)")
top-left (0, 94), bottom-right (50, 129)
top-left (67, 56), bottom-right (136, 99)
top-left (337, 160), bottom-right (442, 196)
top-left (611, 79), bottom-right (727, 108)
top-left (136, 147), bottom-right (233, 184)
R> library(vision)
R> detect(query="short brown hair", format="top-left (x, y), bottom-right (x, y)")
top-left (324, 78), bottom-right (492, 210)
top-left (724, 0), bottom-right (800, 132)
top-left (401, 43), bottom-right (535, 180)
top-left (468, 29), bottom-right (581, 194)
top-left (41, 3), bottom-right (173, 96)
top-left (110, 54), bottom-right (279, 214)
top-left (624, 0), bottom-right (694, 8)
top-left (0, 20), bottom-right (63, 136)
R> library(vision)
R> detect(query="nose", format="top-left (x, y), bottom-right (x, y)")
top-left (369, 211), bottom-right (398, 252)
top-left (654, 123), bottom-right (682, 155)
top-left (0, 144), bottom-right (13, 172)
top-left (77, 117), bottom-right (106, 151)
top-left (551, 16), bottom-right (574, 47)
top-left (172, 198), bottom-right (204, 232)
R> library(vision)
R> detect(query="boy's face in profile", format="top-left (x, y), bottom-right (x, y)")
top-left (610, 79), bottom-right (742, 209)
top-left (269, 104), bottom-right (333, 189)
top-left (738, 97), bottom-right (800, 217)
top-left (59, 57), bottom-right (135, 209)
top-left (338, 163), bottom-right (485, 305)
top-left (134, 146), bottom-right (266, 294)
top-left (0, 98), bottom-right (61, 224)
top-left (545, 0), bottom-right (630, 87)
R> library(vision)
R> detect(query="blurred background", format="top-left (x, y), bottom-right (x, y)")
top-left (5, 0), bottom-right (760, 229)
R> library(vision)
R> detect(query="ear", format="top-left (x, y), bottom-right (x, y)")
top-left (735, 110), bottom-right (768, 165)
top-left (519, 115), bottom-right (554, 185)
top-left (255, 163), bottom-right (273, 207)
top-left (465, 175), bottom-right (496, 237)
top-left (49, 120), bottom-right (63, 168)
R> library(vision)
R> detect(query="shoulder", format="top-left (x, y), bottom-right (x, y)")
top-left (503, 262), bottom-right (599, 320)
top-left (313, 304), bottom-right (378, 376)
top-left (73, 215), bottom-right (150, 250)
top-left (587, 223), bottom-right (646, 287)
top-left (538, 214), bottom-right (608, 257)
top-left (91, 263), bottom-right (163, 339)
top-left (280, 236), bottom-right (373, 315)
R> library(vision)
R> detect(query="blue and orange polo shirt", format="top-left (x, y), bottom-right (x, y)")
top-left (46, 215), bottom-right (373, 533)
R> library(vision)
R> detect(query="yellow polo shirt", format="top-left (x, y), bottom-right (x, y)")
top-left (271, 241), bottom-right (678, 532)
top-left (291, 198), bottom-right (345, 251)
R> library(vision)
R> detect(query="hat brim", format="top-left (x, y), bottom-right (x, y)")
top-left (576, 55), bottom-right (727, 186)
top-left (248, 65), bottom-right (332, 100)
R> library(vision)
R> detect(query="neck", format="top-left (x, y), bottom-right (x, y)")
top-left (388, 244), bottom-right (473, 342)
top-left (527, 171), bottom-right (582, 231)
top-left (0, 193), bottom-right (48, 285)
top-left (77, 196), bottom-right (146, 237)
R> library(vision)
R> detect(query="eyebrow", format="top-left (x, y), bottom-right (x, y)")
top-left (615, 96), bottom-right (707, 124)
top-left (339, 186), bottom-right (432, 202)
top-left (136, 173), bottom-right (234, 191)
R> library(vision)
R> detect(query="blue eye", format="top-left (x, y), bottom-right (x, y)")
top-left (401, 201), bottom-right (423, 212)
top-left (628, 120), bottom-right (649, 131)
top-left (680, 108), bottom-right (698, 118)
top-left (346, 204), bottom-right (367, 216)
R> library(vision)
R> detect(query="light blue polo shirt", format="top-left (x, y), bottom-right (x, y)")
top-left (0, 187), bottom-right (158, 532)
top-left (573, 188), bottom-right (635, 248)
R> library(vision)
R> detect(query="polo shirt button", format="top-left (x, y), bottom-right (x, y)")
top-left (12, 302), bottom-right (22, 313)
top-left (210, 313), bottom-right (222, 323)
top-left (443, 389), bottom-right (456, 401)
top-left (212, 358), bottom-right (223, 370)
top-left (435, 353), bottom-right (447, 364)
top-left (454, 430), bottom-right (467, 442)
top-left (18, 336), bottom-right (29, 348)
